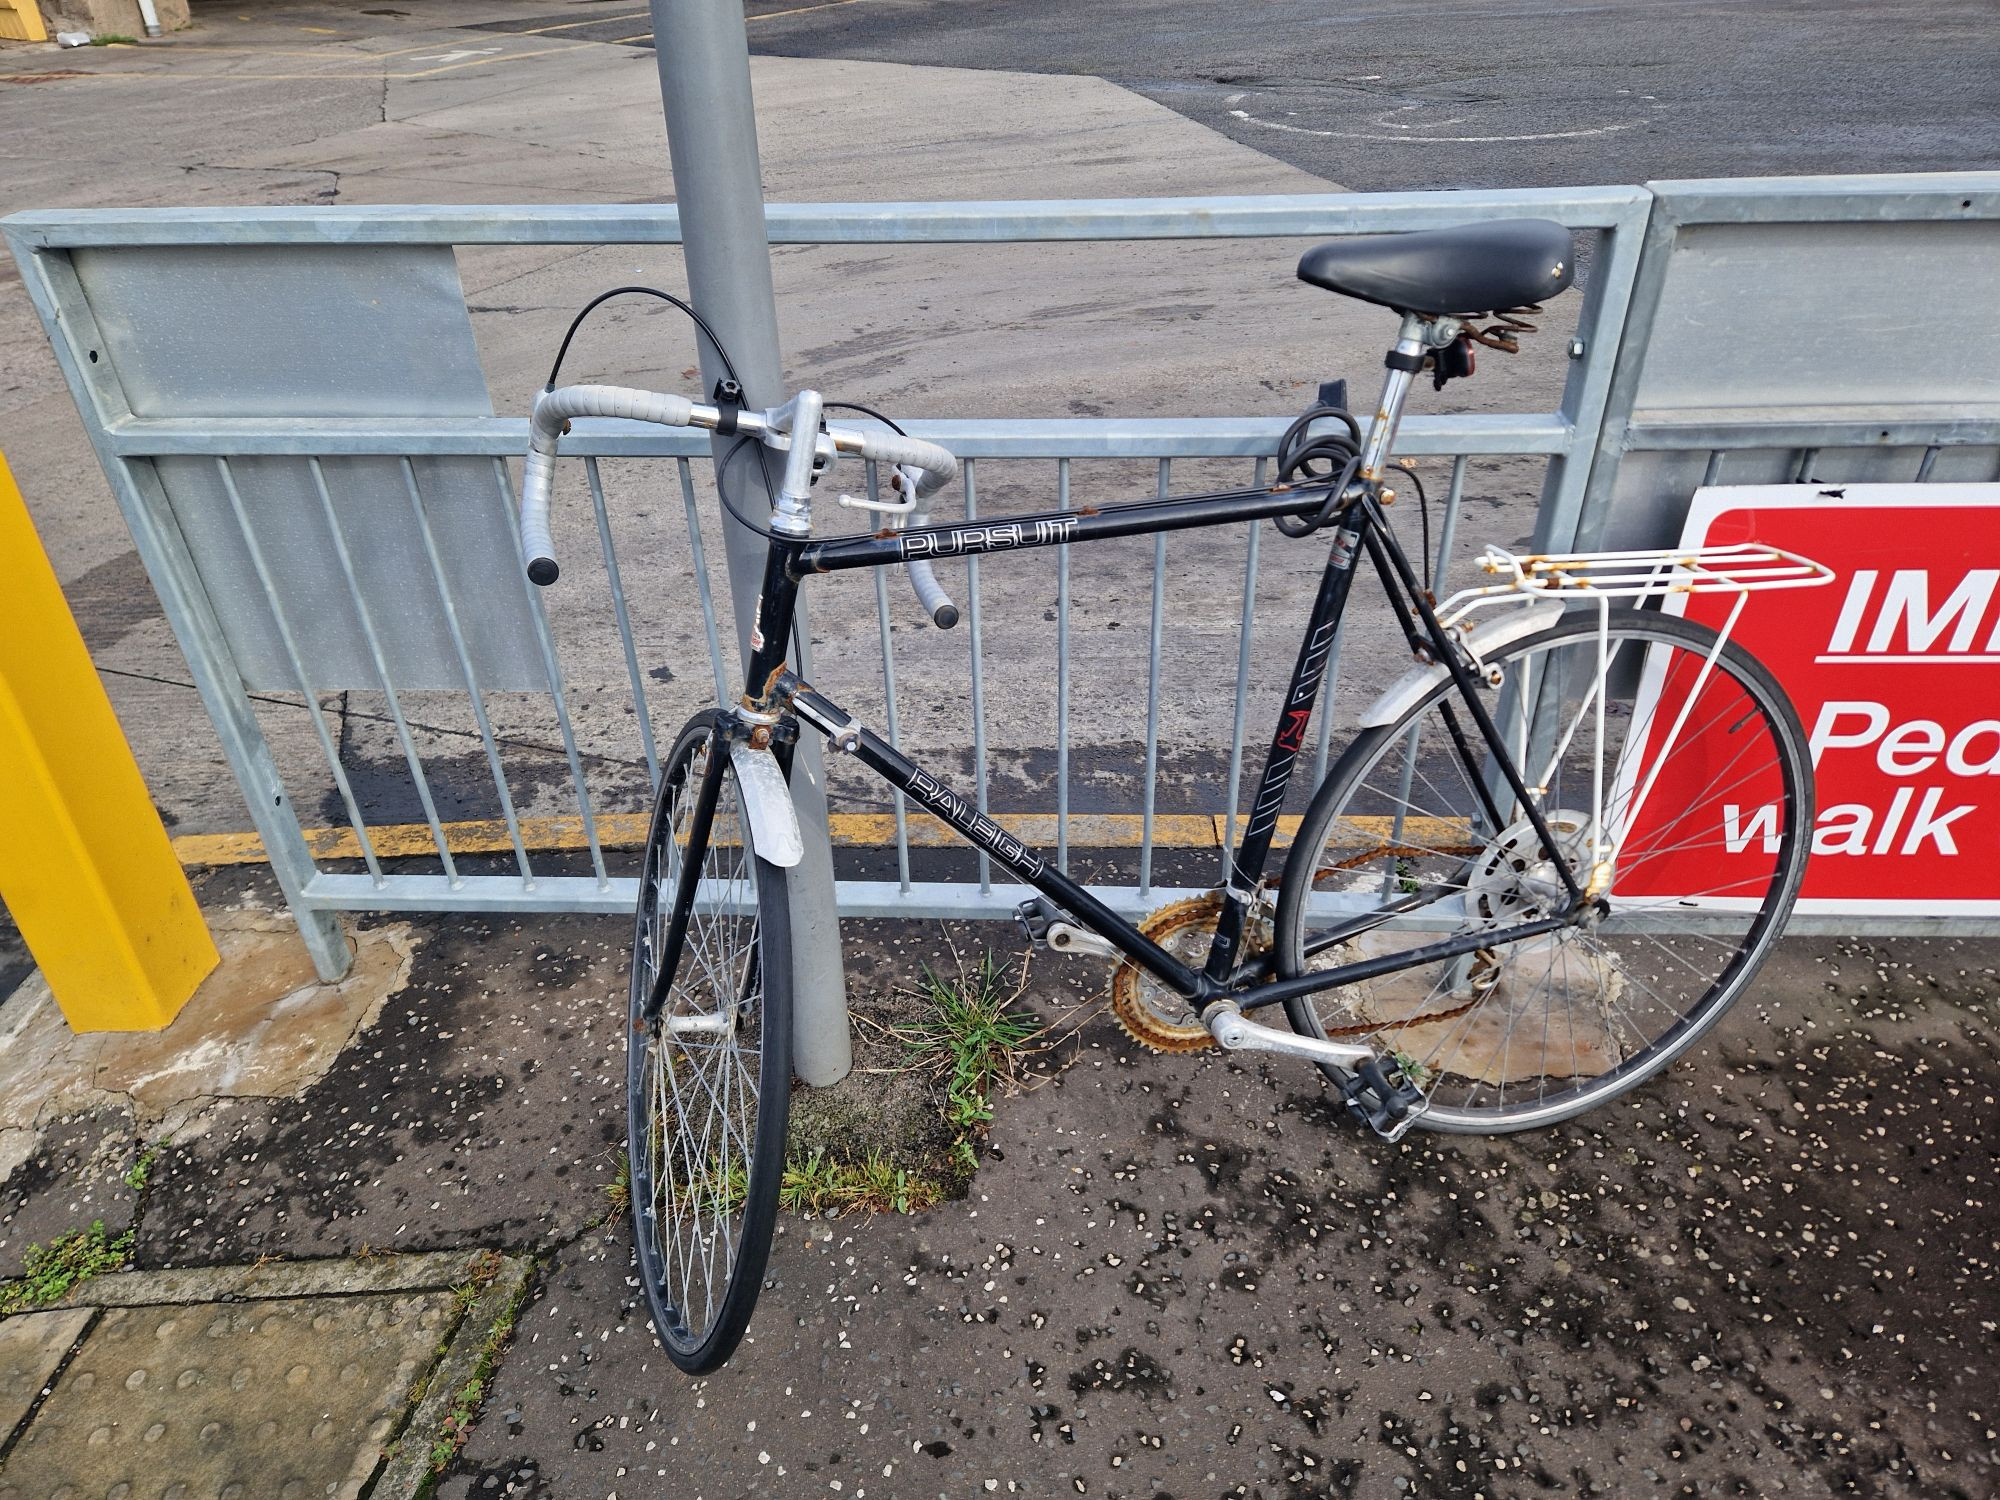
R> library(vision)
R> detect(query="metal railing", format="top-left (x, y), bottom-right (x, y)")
top-left (8, 175), bottom-right (1995, 975)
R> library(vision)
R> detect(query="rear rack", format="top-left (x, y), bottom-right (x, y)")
top-left (1437, 542), bottom-right (1835, 629)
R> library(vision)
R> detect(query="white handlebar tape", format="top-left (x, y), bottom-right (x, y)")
top-left (902, 471), bottom-right (960, 630)
top-left (853, 431), bottom-right (957, 501)
top-left (520, 385), bottom-right (696, 585)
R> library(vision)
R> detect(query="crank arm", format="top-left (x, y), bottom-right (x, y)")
top-left (1205, 1002), bottom-right (1376, 1069)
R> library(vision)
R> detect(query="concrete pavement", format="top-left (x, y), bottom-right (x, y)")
top-left (0, 864), bottom-right (1992, 1495)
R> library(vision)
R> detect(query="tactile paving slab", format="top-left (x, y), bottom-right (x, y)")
top-left (0, 1309), bottom-right (93, 1447)
top-left (0, 1291), bottom-right (455, 1498)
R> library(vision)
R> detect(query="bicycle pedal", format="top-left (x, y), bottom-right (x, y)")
top-left (1014, 897), bottom-right (1116, 958)
top-left (1342, 1057), bottom-right (1426, 1142)
top-left (1014, 896), bottom-right (1057, 947)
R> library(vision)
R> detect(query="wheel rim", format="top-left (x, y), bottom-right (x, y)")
top-left (629, 735), bottom-right (768, 1354)
top-left (1286, 619), bottom-right (1805, 1128)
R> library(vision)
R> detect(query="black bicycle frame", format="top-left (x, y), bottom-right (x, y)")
top-left (734, 478), bottom-right (1582, 1019)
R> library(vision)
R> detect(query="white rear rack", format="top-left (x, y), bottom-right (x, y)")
top-left (1436, 542), bottom-right (1834, 629)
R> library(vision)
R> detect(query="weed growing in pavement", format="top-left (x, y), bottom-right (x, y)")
top-left (603, 1150), bottom-right (632, 1220)
top-left (121, 1144), bottom-right (159, 1194)
top-left (421, 1261), bottom-right (531, 1486)
top-left (896, 950), bottom-right (1044, 1177)
top-left (0, 1221), bottom-right (134, 1314)
top-left (88, 33), bottom-right (138, 44)
top-left (779, 1148), bottom-right (941, 1216)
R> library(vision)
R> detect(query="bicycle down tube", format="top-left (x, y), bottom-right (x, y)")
top-left (751, 484), bottom-right (1586, 1023)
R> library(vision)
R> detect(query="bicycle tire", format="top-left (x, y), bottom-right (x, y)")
top-left (1273, 611), bottom-right (1811, 1133)
top-left (628, 711), bottom-right (793, 1372)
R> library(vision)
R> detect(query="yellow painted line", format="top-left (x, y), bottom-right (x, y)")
top-left (171, 811), bottom-right (1476, 869)
top-left (176, 811), bottom-right (1223, 867)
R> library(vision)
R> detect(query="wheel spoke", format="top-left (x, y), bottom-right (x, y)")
top-left (626, 721), bottom-right (787, 1371)
top-left (1281, 616), bottom-right (1805, 1131)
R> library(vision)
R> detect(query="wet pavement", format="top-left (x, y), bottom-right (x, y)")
top-left (0, 863), bottom-right (1994, 1496)
top-left (433, 933), bottom-right (1998, 1500)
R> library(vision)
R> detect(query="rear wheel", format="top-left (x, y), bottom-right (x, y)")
top-left (628, 712), bottom-right (792, 1372)
top-left (1273, 611), bottom-right (1811, 1133)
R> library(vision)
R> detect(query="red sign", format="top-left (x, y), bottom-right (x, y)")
top-left (1619, 484), bottom-right (2000, 916)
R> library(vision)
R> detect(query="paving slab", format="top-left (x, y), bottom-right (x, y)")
top-left (2, 1291), bottom-right (454, 1497)
top-left (0, 1249), bottom-right (533, 1500)
top-left (0, 1308), bottom-right (92, 1453)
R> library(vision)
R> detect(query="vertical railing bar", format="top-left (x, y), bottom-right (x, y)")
top-left (679, 457), bottom-right (732, 706)
top-left (306, 458), bottom-right (458, 882)
top-left (1700, 450), bottom-right (1724, 487)
top-left (1915, 445), bottom-right (1940, 482)
top-left (492, 458), bottom-right (609, 886)
top-left (1432, 455), bottom-right (1468, 587)
top-left (213, 458), bottom-right (386, 885)
top-left (1138, 458), bottom-right (1169, 898)
top-left (398, 457), bottom-right (535, 882)
top-left (1219, 456), bottom-right (1265, 883)
top-left (586, 457), bottom-right (659, 792)
top-left (1056, 458), bottom-right (1072, 874)
top-left (867, 460), bottom-right (912, 894)
top-left (1310, 621), bottom-right (1345, 791)
top-left (1381, 455), bottom-right (1472, 892)
top-left (964, 459), bottom-right (992, 892)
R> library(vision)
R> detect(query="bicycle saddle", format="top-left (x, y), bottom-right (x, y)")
top-left (1297, 219), bottom-right (1575, 317)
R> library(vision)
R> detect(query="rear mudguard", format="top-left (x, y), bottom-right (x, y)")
top-left (1358, 601), bottom-right (1565, 728)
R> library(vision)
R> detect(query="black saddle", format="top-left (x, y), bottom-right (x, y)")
top-left (1297, 219), bottom-right (1576, 317)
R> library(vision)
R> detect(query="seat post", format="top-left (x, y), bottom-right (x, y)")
top-left (1358, 312), bottom-right (1433, 482)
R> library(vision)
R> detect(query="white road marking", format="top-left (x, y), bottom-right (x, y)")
top-left (410, 47), bottom-right (502, 64)
top-left (1227, 107), bottom-right (1644, 145)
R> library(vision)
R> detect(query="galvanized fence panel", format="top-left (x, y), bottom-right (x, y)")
top-left (12, 179), bottom-right (1993, 969)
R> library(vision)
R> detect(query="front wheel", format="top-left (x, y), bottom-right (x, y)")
top-left (1273, 611), bottom-right (1811, 1133)
top-left (628, 712), bottom-right (793, 1373)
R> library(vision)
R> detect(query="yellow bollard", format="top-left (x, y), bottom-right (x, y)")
top-left (0, 0), bottom-right (47, 43)
top-left (0, 451), bottom-right (219, 1030)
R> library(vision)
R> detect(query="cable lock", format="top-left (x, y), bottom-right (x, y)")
top-left (1271, 403), bottom-right (1363, 538)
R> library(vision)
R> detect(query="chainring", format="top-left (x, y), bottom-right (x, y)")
top-left (1110, 894), bottom-right (1271, 1053)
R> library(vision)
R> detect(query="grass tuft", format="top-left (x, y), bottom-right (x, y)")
top-left (603, 1150), bottom-right (632, 1220)
top-left (778, 1148), bottom-right (941, 1217)
top-left (0, 1221), bottom-right (134, 1315)
top-left (896, 951), bottom-right (1043, 1178)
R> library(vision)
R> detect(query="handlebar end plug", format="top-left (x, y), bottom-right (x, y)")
top-left (527, 558), bottom-right (560, 587)
top-left (932, 602), bottom-right (960, 630)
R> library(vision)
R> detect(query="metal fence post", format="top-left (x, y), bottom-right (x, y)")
top-left (649, 0), bottom-right (852, 1085)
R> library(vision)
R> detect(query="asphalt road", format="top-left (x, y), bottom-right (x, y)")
top-left (481, 0), bottom-right (2000, 190)
top-left (754, 0), bottom-right (2000, 188)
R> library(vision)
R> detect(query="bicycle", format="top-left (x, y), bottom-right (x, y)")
top-left (517, 218), bottom-right (1833, 1373)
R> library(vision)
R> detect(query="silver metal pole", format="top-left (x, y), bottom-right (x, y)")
top-left (650, 0), bottom-right (851, 1085)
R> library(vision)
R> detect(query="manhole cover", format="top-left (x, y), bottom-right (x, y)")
top-left (0, 1291), bottom-right (455, 1497)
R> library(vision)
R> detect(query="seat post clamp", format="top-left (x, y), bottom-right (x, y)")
top-left (1384, 349), bottom-right (1426, 374)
